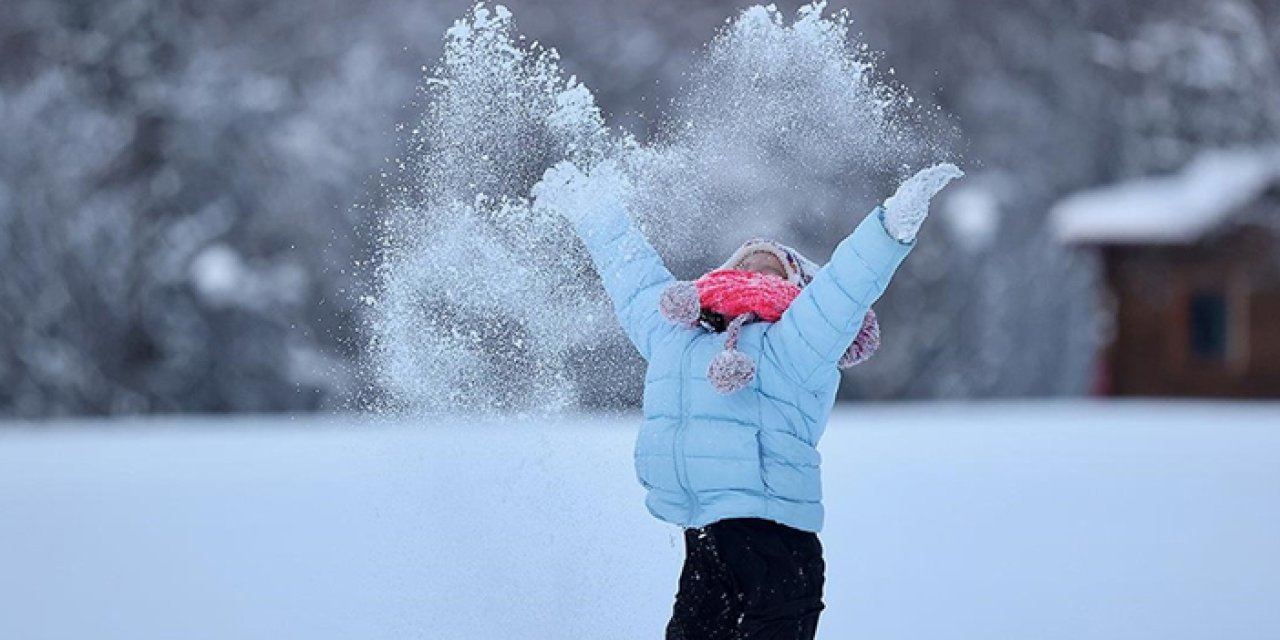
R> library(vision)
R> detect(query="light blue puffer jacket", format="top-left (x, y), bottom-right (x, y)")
top-left (574, 203), bottom-right (914, 533)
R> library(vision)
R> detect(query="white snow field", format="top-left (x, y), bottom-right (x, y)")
top-left (1, 402), bottom-right (1278, 640)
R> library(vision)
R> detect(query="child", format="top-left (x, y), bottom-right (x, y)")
top-left (532, 160), bottom-right (961, 640)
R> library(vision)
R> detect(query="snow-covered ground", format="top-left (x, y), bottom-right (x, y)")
top-left (1, 402), bottom-right (1278, 640)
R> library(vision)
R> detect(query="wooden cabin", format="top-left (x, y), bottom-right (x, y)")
top-left (1051, 149), bottom-right (1280, 398)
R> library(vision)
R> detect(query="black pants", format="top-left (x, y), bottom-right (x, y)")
top-left (666, 518), bottom-right (825, 640)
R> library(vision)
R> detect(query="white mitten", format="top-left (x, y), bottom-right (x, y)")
top-left (882, 163), bottom-right (964, 243)
top-left (531, 159), bottom-right (630, 225)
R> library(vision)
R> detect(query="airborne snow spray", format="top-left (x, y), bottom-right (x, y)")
top-left (365, 2), bottom-right (953, 414)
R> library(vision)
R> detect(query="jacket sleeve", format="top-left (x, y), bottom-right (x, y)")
top-left (572, 199), bottom-right (680, 361)
top-left (763, 207), bottom-right (914, 390)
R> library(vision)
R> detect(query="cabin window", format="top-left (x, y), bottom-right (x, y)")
top-left (1188, 290), bottom-right (1229, 360)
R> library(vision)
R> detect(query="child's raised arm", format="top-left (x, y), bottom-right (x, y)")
top-left (764, 164), bottom-right (962, 391)
top-left (532, 160), bottom-right (680, 361)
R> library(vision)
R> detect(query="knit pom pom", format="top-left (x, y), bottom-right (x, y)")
top-left (707, 350), bottom-right (756, 394)
top-left (837, 309), bottom-right (880, 368)
top-left (659, 281), bottom-right (701, 326)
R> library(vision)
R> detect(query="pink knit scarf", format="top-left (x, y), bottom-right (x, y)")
top-left (693, 269), bottom-right (801, 323)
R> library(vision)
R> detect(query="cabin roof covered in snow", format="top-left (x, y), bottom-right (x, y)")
top-left (1050, 148), bottom-right (1280, 245)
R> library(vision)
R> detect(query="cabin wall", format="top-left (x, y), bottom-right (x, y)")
top-left (1103, 228), bottom-right (1280, 398)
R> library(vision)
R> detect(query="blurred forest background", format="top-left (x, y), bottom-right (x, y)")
top-left (2, 0), bottom-right (1278, 417)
